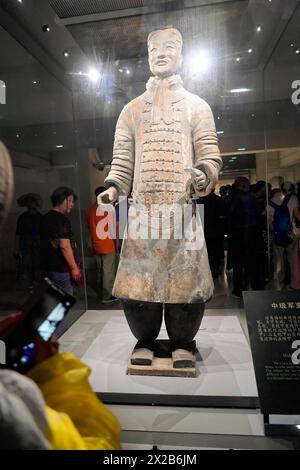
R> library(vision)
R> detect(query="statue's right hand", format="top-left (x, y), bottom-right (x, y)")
top-left (97, 186), bottom-right (118, 205)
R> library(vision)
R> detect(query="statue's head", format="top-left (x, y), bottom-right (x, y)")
top-left (148, 27), bottom-right (183, 78)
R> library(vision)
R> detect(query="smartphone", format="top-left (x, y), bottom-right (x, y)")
top-left (3, 277), bottom-right (75, 372)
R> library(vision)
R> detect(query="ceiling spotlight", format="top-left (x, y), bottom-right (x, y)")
top-left (16, 134), bottom-right (20, 138)
top-left (290, 43), bottom-right (295, 47)
top-left (296, 50), bottom-right (300, 54)
top-left (42, 25), bottom-right (51, 33)
top-left (88, 68), bottom-right (101, 83)
top-left (236, 57), bottom-right (240, 62)
top-left (248, 48), bottom-right (253, 53)
top-left (56, 145), bottom-right (64, 149)
top-left (17, 0), bottom-right (22, 3)
top-left (188, 49), bottom-right (212, 76)
top-left (33, 80), bottom-right (37, 85)
top-left (126, 69), bottom-right (131, 75)
top-left (256, 25), bottom-right (262, 32)
top-left (63, 51), bottom-right (69, 57)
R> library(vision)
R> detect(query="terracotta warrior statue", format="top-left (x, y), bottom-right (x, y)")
top-left (99, 27), bottom-right (222, 368)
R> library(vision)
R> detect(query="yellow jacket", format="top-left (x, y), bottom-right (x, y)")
top-left (27, 352), bottom-right (121, 450)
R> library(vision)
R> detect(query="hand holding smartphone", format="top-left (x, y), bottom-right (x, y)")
top-left (1, 277), bottom-right (75, 373)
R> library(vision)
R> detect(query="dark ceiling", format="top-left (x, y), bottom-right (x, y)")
top-left (0, 0), bottom-right (300, 160)
top-left (48, 0), bottom-right (146, 18)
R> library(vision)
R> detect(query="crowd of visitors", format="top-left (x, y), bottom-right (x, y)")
top-left (13, 175), bottom-right (300, 303)
top-left (200, 177), bottom-right (300, 297)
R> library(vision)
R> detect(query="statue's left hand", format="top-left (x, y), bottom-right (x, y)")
top-left (192, 168), bottom-right (209, 190)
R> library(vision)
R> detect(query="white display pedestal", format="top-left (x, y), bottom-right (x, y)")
top-left (59, 309), bottom-right (299, 449)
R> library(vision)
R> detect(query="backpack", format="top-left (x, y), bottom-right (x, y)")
top-left (270, 194), bottom-right (293, 247)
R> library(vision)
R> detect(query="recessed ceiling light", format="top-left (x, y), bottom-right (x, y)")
top-left (63, 51), bottom-right (69, 57)
top-left (256, 25), bottom-right (262, 32)
top-left (217, 116), bottom-right (221, 120)
top-left (296, 50), bottom-right (300, 54)
top-left (236, 57), bottom-right (240, 62)
top-left (56, 145), bottom-right (64, 148)
top-left (42, 25), bottom-right (51, 33)
top-left (251, 113), bottom-right (255, 117)
top-left (248, 48), bottom-right (253, 53)
top-left (229, 88), bottom-right (251, 93)
top-left (217, 130), bottom-right (224, 135)
top-left (2, 84), bottom-right (5, 88)
top-left (33, 80), bottom-right (37, 85)
top-left (126, 69), bottom-right (131, 75)
top-left (238, 147), bottom-right (247, 151)
top-left (17, 0), bottom-right (22, 3)
top-left (16, 134), bottom-right (20, 138)
top-left (290, 43), bottom-right (295, 47)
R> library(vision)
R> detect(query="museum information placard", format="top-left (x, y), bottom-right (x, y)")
top-left (243, 291), bottom-right (300, 414)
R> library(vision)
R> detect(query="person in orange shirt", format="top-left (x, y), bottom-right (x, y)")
top-left (86, 186), bottom-right (117, 303)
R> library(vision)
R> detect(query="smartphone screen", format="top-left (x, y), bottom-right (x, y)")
top-left (35, 296), bottom-right (71, 341)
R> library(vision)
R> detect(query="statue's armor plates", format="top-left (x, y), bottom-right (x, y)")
top-left (138, 101), bottom-right (185, 206)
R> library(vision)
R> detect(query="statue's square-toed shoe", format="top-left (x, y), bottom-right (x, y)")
top-left (172, 348), bottom-right (195, 369)
top-left (130, 347), bottom-right (154, 366)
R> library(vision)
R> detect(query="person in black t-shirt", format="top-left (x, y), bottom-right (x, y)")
top-left (14, 194), bottom-right (43, 287)
top-left (41, 187), bottom-right (81, 295)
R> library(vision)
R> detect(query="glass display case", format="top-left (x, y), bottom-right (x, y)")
top-left (0, 18), bottom-right (87, 327)
top-left (0, 0), bottom-right (299, 431)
